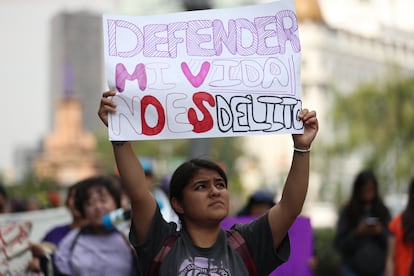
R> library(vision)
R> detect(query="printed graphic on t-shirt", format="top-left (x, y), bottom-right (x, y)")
top-left (178, 257), bottom-right (230, 276)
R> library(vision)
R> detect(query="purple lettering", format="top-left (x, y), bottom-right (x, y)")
top-left (107, 19), bottom-right (144, 57)
top-left (187, 20), bottom-right (215, 56)
top-left (143, 24), bottom-right (169, 57)
top-left (212, 19), bottom-right (237, 55)
top-left (105, 8), bottom-right (301, 59)
top-left (235, 18), bottom-right (258, 56)
top-left (167, 22), bottom-right (188, 58)
top-left (276, 10), bottom-right (300, 53)
top-left (255, 16), bottom-right (280, 55)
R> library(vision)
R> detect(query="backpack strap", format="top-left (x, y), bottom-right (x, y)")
top-left (148, 232), bottom-right (180, 275)
top-left (64, 227), bottom-right (84, 276)
top-left (226, 230), bottom-right (257, 276)
top-left (69, 227), bottom-right (84, 253)
top-left (117, 229), bottom-right (141, 276)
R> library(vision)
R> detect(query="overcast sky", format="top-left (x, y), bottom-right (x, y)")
top-left (0, 0), bottom-right (118, 179)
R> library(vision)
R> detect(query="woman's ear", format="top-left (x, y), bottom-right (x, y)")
top-left (171, 197), bottom-right (184, 215)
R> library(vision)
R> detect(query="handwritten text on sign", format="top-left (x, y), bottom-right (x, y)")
top-left (103, 0), bottom-right (302, 141)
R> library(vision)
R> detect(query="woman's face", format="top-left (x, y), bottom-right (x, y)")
top-left (83, 186), bottom-right (117, 226)
top-left (360, 180), bottom-right (376, 204)
top-left (175, 168), bottom-right (229, 225)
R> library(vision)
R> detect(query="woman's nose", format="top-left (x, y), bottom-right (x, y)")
top-left (209, 184), bottom-right (220, 196)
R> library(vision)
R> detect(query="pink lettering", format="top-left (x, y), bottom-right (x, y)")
top-left (116, 63), bottom-right (147, 92)
top-left (181, 61), bottom-right (211, 88)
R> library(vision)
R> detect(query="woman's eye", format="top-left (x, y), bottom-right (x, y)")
top-left (216, 182), bottom-right (226, 189)
top-left (195, 184), bottom-right (205, 190)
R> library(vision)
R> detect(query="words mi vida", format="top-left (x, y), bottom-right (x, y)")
top-left (105, 9), bottom-right (304, 137)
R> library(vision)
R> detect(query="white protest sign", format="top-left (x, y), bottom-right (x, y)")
top-left (103, 0), bottom-right (302, 141)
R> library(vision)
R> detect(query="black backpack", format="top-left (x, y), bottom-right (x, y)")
top-left (148, 229), bottom-right (257, 276)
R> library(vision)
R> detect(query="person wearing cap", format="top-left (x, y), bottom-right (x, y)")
top-left (237, 189), bottom-right (276, 217)
top-left (140, 158), bottom-right (180, 226)
top-left (235, 189), bottom-right (318, 275)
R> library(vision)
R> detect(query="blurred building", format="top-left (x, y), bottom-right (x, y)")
top-left (4, 0), bottom-right (413, 224)
top-left (240, 0), bottom-right (414, 218)
top-left (50, 12), bottom-right (106, 133)
top-left (298, 0), bottom-right (414, 198)
top-left (31, 11), bottom-right (107, 186)
top-left (42, 0), bottom-right (414, 195)
top-left (0, 0), bottom-right (119, 182)
top-left (33, 92), bottom-right (102, 186)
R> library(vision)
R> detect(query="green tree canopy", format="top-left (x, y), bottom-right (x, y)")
top-left (95, 134), bottom-right (245, 193)
top-left (330, 74), bottom-right (414, 192)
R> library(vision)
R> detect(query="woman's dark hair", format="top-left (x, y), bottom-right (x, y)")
top-left (350, 169), bottom-right (379, 202)
top-left (0, 184), bottom-right (8, 213)
top-left (74, 175), bottom-right (122, 218)
top-left (402, 177), bottom-right (414, 243)
top-left (0, 184), bottom-right (7, 199)
top-left (344, 169), bottom-right (389, 229)
top-left (65, 183), bottom-right (79, 207)
top-left (169, 158), bottom-right (227, 202)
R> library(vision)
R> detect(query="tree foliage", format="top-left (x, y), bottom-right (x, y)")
top-left (5, 174), bottom-right (61, 210)
top-left (94, 133), bottom-right (245, 193)
top-left (330, 74), bottom-right (414, 192)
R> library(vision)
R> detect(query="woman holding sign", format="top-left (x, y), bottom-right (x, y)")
top-left (98, 90), bottom-right (318, 276)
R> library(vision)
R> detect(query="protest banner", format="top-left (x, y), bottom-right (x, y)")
top-left (102, 0), bottom-right (302, 141)
top-left (0, 221), bottom-right (32, 275)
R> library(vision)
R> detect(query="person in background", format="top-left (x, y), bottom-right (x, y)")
top-left (103, 174), bottom-right (132, 236)
top-left (237, 189), bottom-right (276, 217)
top-left (385, 177), bottom-right (414, 276)
top-left (46, 190), bottom-right (61, 208)
top-left (54, 175), bottom-right (136, 276)
top-left (29, 183), bottom-right (87, 275)
top-left (334, 169), bottom-right (391, 276)
top-left (110, 174), bottom-right (131, 211)
top-left (10, 196), bottom-right (25, 212)
top-left (42, 183), bottom-right (86, 246)
top-left (234, 188), bottom-right (318, 274)
top-left (25, 196), bottom-right (43, 211)
top-left (98, 90), bottom-right (319, 275)
top-left (0, 184), bottom-right (9, 214)
top-left (140, 159), bottom-right (180, 226)
top-left (160, 174), bottom-right (172, 197)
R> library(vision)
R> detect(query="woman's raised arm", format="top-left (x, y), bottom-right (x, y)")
top-left (268, 109), bottom-right (318, 248)
top-left (98, 91), bottom-right (157, 243)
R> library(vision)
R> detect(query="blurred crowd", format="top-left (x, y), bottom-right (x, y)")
top-left (1, 166), bottom-right (414, 276)
top-left (333, 169), bottom-right (414, 276)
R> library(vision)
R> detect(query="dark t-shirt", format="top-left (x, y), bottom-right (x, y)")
top-left (334, 206), bottom-right (391, 275)
top-left (130, 207), bottom-right (290, 276)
